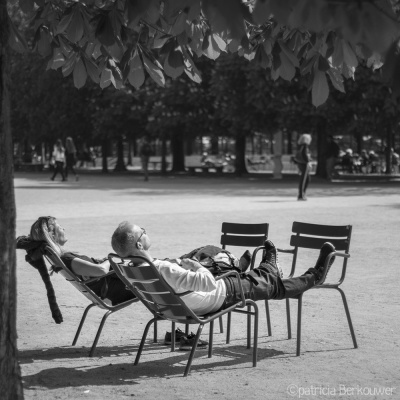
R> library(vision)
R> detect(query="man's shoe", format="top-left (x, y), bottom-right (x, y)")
top-left (179, 333), bottom-right (208, 351)
top-left (262, 240), bottom-right (283, 277)
top-left (239, 250), bottom-right (252, 272)
top-left (314, 242), bottom-right (336, 284)
top-left (164, 328), bottom-right (186, 345)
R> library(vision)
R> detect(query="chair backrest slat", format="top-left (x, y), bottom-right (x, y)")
top-left (220, 222), bottom-right (269, 249)
top-left (290, 236), bottom-right (350, 251)
top-left (109, 254), bottom-right (198, 323)
top-left (221, 222), bottom-right (269, 235)
top-left (292, 222), bottom-right (351, 238)
top-left (220, 235), bottom-right (267, 248)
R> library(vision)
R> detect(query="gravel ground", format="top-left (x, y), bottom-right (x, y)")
top-left (15, 172), bottom-right (400, 400)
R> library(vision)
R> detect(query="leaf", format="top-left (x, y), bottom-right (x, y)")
top-left (8, 21), bottom-right (27, 54)
top-left (73, 58), bottom-right (87, 89)
top-left (212, 33), bottom-right (226, 52)
top-left (202, 31), bottom-right (220, 60)
top-left (19, 0), bottom-right (34, 13)
top-left (37, 29), bottom-right (51, 57)
top-left (171, 11), bottom-right (187, 36)
top-left (55, 11), bottom-right (74, 35)
top-left (202, 0), bottom-right (246, 40)
top-left (142, 53), bottom-right (165, 87)
top-left (164, 48), bottom-right (184, 79)
top-left (62, 53), bottom-right (77, 77)
top-left (278, 51), bottom-right (296, 81)
top-left (342, 40), bottom-right (358, 69)
top-left (331, 36), bottom-right (344, 67)
top-left (100, 68), bottom-right (113, 89)
top-left (84, 58), bottom-right (100, 84)
top-left (128, 50), bottom-right (145, 89)
top-left (278, 39), bottom-right (299, 67)
top-left (96, 14), bottom-right (115, 47)
top-left (300, 54), bottom-right (317, 75)
top-left (312, 70), bottom-right (329, 107)
top-left (327, 68), bottom-right (345, 93)
top-left (66, 6), bottom-right (84, 43)
top-left (183, 50), bottom-right (202, 83)
top-left (50, 49), bottom-right (65, 70)
top-left (317, 55), bottom-right (330, 72)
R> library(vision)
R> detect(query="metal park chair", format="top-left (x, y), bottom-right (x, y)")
top-left (108, 254), bottom-right (259, 377)
top-left (251, 222), bottom-right (358, 355)
top-left (220, 222), bottom-right (270, 342)
top-left (43, 246), bottom-right (145, 357)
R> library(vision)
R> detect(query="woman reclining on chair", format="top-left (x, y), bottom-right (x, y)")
top-left (30, 216), bottom-right (136, 305)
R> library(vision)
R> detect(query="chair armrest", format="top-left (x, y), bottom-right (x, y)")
top-left (215, 270), bottom-right (246, 308)
top-left (84, 270), bottom-right (116, 284)
top-left (277, 248), bottom-right (295, 254)
top-left (318, 251), bottom-right (350, 286)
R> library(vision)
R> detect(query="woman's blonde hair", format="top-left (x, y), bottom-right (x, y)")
top-left (30, 216), bottom-right (63, 257)
top-left (65, 137), bottom-right (76, 153)
top-left (298, 133), bottom-right (312, 145)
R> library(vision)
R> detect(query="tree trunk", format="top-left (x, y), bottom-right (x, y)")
top-left (101, 136), bottom-right (109, 173)
top-left (385, 123), bottom-right (392, 175)
top-left (287, 130), bottom-right (292, 154)
top-left (161, 133), bottom-right (167, 174)
top-left (234, 134), bottom-right (247, 175)
top-left (315, 116), bottom-right (327, 178)
top-left (114, 136), bottom-right (126, 171)
top-left (171, 128), bottom-right (185, 172)
top-left (0, 3), bottom-right (24, 398)
top-left (127, 139), bottom-right (133, 166)
top-left (210, 135), bottom-right (219, 155)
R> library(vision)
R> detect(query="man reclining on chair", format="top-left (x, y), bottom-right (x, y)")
top-left (111, 221), bottom-right (336, 317)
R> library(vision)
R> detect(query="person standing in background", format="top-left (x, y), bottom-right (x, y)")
top-left (50, 139), bottom-right (66, 182)
top-left (139, 137), bottom-right (152, 181)
top-left (326, 135), bottom-right (340, 181)
top-left (294, 133), bottom-right (312, 201)
top-left (65, 137), bottom-right (79, 181)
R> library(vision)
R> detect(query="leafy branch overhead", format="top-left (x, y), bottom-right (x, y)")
top-left (8, 0), bottom-right (400, 107)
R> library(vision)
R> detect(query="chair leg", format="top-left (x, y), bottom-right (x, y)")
top-left (171, 322), bottom-right (176, 352)
top-left (134, 317), bottom-right (158, 365)
top-left (226, 312), bottom-right (231, 344)
top-left (336, 288), bottom-right (358, 349)
top-left (208, 320), bottom-right (214, 358)
top-left (184, 324), bottom-right (204, 377)
top-left (286, 298), bottom-right (292, 339)
top-left (219, 316), bottom-right (224, 333)
top-left (72, 303), bottom-right (96, 346)
top-left (296, 294), bottom-right (303, 356)
top-left (185, 324), bottom-right (189, 336)
top-left (89, 310), bottom-right (112, 357)
top-left (247, 305), bottom-right (251, 349)
top-left (252, 303), bottom-right (259, 367)
top-left (265, 300), bottom-right (272, 336)
top-left (153, 320), bottom-right (157, 343)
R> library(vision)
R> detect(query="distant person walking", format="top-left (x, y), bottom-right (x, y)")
top-left (65, 137), bottom-right (79, 181)
top-left (50, 139), bottom-right (66, 182)
top-left (294, 133), bottom-right (312, 201)
top-left (326, 135), bottom-right (340, 180)
top-left (139, 137), bottom-right (152, 181)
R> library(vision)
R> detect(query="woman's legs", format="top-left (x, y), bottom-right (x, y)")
top-left (298, 163), bottom-right (310, 199)
top-left (106, 277), bottom-right (136, 305)
top-left (51, 161), bottom-right (66, 181)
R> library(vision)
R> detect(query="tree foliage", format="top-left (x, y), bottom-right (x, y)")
top-left (7, 0), bottom-right (400, 107)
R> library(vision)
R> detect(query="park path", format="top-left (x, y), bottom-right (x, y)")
top-left (14, 173), bottom-right (400, 400)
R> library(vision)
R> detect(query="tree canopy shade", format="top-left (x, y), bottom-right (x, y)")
top-left (7, 0), bottom-right (400, 107)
